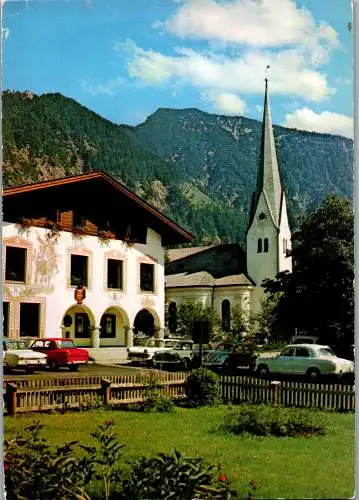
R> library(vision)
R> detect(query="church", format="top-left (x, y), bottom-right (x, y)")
top-left (165, 80), bottom-right (293, 331)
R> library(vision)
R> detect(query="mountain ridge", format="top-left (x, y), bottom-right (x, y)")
top-left (3, 90), bottom-right (353, 246)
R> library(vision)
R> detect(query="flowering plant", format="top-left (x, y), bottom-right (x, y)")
top-left (98, 229), bottom-right (115, 246)
top-left (72, 224), bottom-right (87, 239)
top-left (16, 217), bottom-right (33, 235)
top-left (45, 220), bottom-right (62, 242)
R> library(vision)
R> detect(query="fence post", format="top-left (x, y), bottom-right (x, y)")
top-left (101, 378), bottom-right (112, 406)
top-left (6, 383), bottom-right (18, 416)
top-left (270, 381), bottom-right (281, 420)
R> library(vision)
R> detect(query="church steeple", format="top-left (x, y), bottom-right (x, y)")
top-left (246, 77), bottom-right (292, 302)
top-left (253, 78), bottom-right (282, 226)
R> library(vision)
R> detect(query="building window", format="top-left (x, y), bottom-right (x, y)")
top-left (5, 246), bottom-right (27, 282)
top-left (140, 263), bottom-right (155, 292)
top-left (3, 302), bottom-right (9, 337)
top-left (70, 255), bottom-right (88, 287)
top-left (107, 259), bottom-right (123, 289)
top-left (20, 303), bottom-right (40, 337)
top-left (73, 212), bottom-right (86, 229)
top-left (221, 299), bottom-right (231, 331)
top-left (264, 238), bottom-right (269, 252)
top-left (100, 314), bottom-right (116, 338)
top-left (257, 238), bottom-right (262, 253)
top-left (168, 302), bottom-right (177, 334)
top-left (74, 313), bottom-right (90, 338)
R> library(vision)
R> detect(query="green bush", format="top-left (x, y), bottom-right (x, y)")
top-left (185, 367), bottom-right (222, 407)
top-left (120, 450), bottom-right (235, 499)
top-left (4, 421), bottom-right (94, 500)
top-left (222, 404), bottom-right (327, 437)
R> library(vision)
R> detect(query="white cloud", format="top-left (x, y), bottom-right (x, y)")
top-left (2, 28), bottom-right (10, 40)
top-left (283, 107), bottom-right (353, 138)
top-left (201, 91), bottom-right (247, 114)
top-left (116, 39), bottom-right (333, 102)
top-left (81, 77), bottom-right (124, 96)
top-left (157, 0), bottom-right (339, 52)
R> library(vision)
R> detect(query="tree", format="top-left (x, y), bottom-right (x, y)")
top-left (263, 195), bottom-right (354, 348)
top-left (175, 300), bottom-right (219, 340)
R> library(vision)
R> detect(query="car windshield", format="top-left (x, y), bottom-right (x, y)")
top-left (317, 347), bottom-right (336, 357)
top-left (4, 340), bottom-right (28, 350)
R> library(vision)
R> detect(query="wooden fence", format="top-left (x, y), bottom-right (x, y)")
top-left (3, 374), bottom-right (355, 416)
top-left (221, 375), bottom-right (355, 411)
top-left (3, 373), bottom-right (187, 416)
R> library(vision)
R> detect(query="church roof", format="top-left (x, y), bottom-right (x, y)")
top-left (250, 79), bottom-right (283, 227)
top-left (165, 272), bottom-right (253, 288)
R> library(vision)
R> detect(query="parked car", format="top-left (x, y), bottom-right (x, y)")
top-left (3, 338), bottom-right (47, 374)
top-left (152, 342), bottom-right (212, 371)
top-left (30, 338), bottom-right (89, 371)
top-left (255, 343), bottom-right (355, 382)
top-left (203, 342), bottom-right (257, 373)
top-left (127, 337), bottom-right (192, 366)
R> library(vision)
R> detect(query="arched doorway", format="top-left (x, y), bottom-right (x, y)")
top-left (133, 309), bottom-right (156, 337)
top-left (61, 304), bottom-right (95, 347)
top-left (99, 307), bottom-right (129, 347)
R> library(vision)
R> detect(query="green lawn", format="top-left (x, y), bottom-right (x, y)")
top-left (5, 406), bottom-right (355, 499)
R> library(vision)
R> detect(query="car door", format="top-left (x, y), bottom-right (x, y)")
top-left (273, 346), bottom-right (296, 373)
top-left (292, 346), bottom-right (311, 374)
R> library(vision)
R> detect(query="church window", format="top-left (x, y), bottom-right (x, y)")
top-left (168, 302), bottom-right (177, 334)
top-left (264, 238), bottom-right (269, 252)
top-left (221, 299), bottom-right (231, 331)
top-left (283, 238), bottom-right (287, 254)
top-left (257, 238), bottom-right (262, 253)
top-left (258, 212), bottom-right (266, 221)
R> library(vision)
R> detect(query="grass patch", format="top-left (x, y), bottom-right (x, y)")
top-left (5, 405), bottom-right (355, 499)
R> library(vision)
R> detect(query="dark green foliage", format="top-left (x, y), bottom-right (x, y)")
top-left (175, 300), bottom-right (218, 338)
top-left (3, 91), bottom-right (353, 245)
top-left (81, 420), bottom-right (125, 500)
top-left (120, 450), bottom-right (227, 500)
top-left (222, 404), bottom-right (327, 437)
top-left (263, 195), bottom-right (354, 347)
top-left (185, 368), bottom-right (222, 407)
top-left (4, 420), bottom-right (94, 500)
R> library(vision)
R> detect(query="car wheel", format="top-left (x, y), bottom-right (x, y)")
top-left (306, 368), bottom-right (320, 382)
top-left (257, 364), bottom-right (270, 379)
top-left (69, 364), bottom-right (79, 372)
top-left (25, 367), bottom-right (34, 374)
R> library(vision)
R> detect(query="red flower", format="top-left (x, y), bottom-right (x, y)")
top-left (104, 419), bottom-right (113, 426)
top-left (219, 473), bottom-right (228, 482)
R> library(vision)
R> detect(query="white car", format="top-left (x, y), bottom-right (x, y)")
top-left (255, 343), bottom-right (354, 382)
top-left (3, 339), bottom-right (47, 374)
top-left (127, 337), bottom-right (187, 365)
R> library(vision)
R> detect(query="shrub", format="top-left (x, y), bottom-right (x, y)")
top-left (120, 449), bottom-right (234, 499)
top-left (185, 367), bottom-right (222, 407)
top-left (4, 420), bottom-right (94, 500)
top-left (222, 404), bottom-right (327, 437)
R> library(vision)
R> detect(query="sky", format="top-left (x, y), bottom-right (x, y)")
top-left (2, 0), bottom-right (354, 138)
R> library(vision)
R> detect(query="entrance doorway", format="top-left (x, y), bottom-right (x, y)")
top-left (20, 302), bottom-right (40, 337)
top-left (3, 302), bottom-right (9, 337)
top-left (133, 309), bottom-right (155, 337)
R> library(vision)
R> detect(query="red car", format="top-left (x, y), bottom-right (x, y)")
top-left (30, 338), bottom-right (89, 371)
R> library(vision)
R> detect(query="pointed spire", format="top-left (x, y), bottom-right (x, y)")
top-left (255, 77), bottom-right (282, 226)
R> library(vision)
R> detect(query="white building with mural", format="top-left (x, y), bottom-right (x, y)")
top-left (3, 171), bottom-right (194, 347)
top-left (165, 80), bottom-right (292, 331)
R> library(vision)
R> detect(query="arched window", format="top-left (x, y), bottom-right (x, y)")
top-left (264, 238), bottom-right (269, 252)
top-left (168, 302), bottom-right (177, 334)
top-left (257, 238), bottom-right (262, 253)
top-left (222, 299), bottom-right (231, 331)
top-left (283, 238), bottom-right (287, 254)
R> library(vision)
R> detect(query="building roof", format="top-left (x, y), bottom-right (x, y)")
top-left (250, 79), bottom-right (283, 227)
top-left (167, 246), bottom-right (215, 262)
top-left (165, 272), bottom-right (215, 287)
top-left (3, 170), bottom-right (195, 246)
top-left (165, 272), bottom-right (254, 288)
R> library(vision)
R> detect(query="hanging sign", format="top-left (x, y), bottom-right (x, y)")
top-left (74, 286), bottom-right (86, 304)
